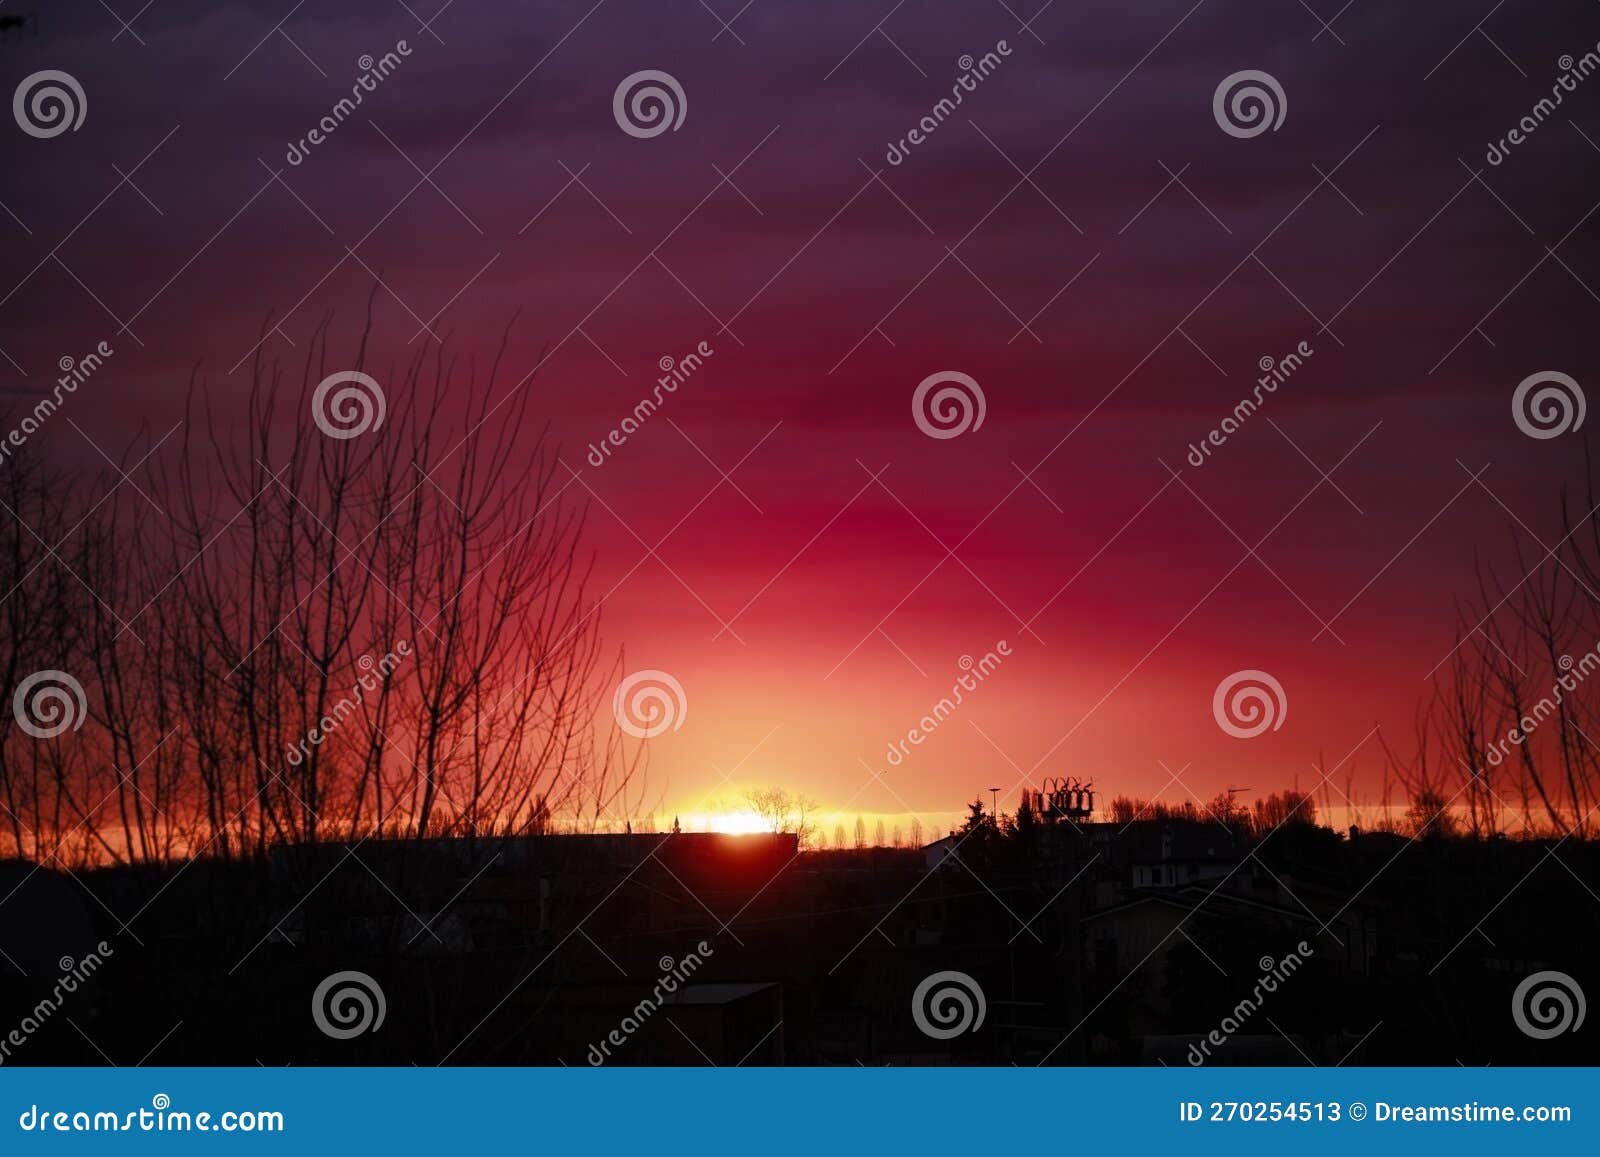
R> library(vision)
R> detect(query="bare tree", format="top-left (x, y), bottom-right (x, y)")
top-left (744, 786), bottom-right (820, 847)
top-left (0, 444), bottom-right (92, 864)
top-left (0, 313), bottom-right (642, 866)
top-left (1377, 454), bottom-right (1600, 839)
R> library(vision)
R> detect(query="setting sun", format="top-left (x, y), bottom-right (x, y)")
top-left (695, 810), bottom-right (771, 835)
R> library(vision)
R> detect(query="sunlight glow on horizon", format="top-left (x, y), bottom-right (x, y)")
top-left (688, 809), bottom-right (771, 835)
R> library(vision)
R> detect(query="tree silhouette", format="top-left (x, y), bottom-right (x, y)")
top-left (1403, 790), bottom-right (1461, 839)
top-left (745, 786), bottom-right (821, 847)
top-left (0, 315), bottom-right (641, 863)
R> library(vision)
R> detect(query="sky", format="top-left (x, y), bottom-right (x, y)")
top-left (4, 0), bottom-right (1600, 836)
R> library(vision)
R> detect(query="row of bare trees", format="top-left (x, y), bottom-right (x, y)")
top-left (1104, 789), bottom-right (1319, 836)
top-left (1383, 452), bottom-right (1600, 839)
top-left (0, 317), bottom-right (640, 867)
top-left (818, 817), bottom-right (925, 849)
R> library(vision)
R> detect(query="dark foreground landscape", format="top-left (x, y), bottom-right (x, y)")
top-left (4, 796), bottom-right (1596, 1066)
